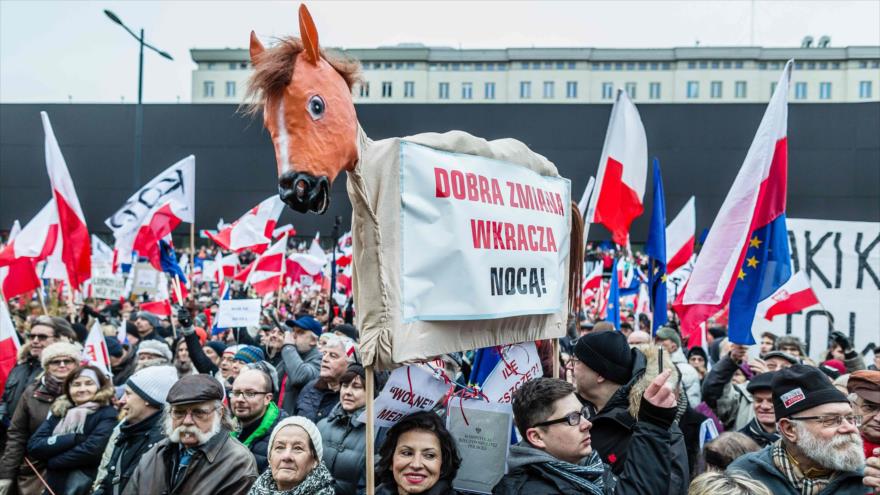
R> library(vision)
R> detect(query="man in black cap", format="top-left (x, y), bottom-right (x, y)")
top-left (123, 374), bottom-right (258, 495)
top-left (728, 364), bottom-right (867, 494)
top-left (572, 330), bottom-right (690, 495)
top-left (737, 371), bottom-right (780, 447)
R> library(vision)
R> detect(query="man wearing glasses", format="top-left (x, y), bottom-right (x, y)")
top-left (493, 373), bottom-right (678, 493)
top-left (230, 368), bottom-right (288, 472)
top-left (728, 364), bottom-right (870, 494)
top-left (847, 370), bottom-right (880, 459)
top-left (124, 374), bottom-right (258, 495)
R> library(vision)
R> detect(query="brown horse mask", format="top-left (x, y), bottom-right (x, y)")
top-left (250, 4), bottom-right (359, 214)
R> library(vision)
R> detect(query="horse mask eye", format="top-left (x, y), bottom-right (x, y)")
top-left (307, 95), bottom-right (325, 120)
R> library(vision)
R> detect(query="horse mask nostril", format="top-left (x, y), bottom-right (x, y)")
top-left (295, 179), bottom-right (308, 200)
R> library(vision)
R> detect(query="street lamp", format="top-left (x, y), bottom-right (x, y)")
top-left (104, 9), bottom-right (173, 189)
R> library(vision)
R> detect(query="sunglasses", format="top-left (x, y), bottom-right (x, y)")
top-left (48, 358), bottom-right (76, 367)
top-left (28, 334), bottom-right (53, 342)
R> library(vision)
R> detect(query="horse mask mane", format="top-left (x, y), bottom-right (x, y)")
top-left (246, 4), bottom-right (361, 213)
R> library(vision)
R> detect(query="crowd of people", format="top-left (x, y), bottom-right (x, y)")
top-left (0, 242), bottom-right (879, 495)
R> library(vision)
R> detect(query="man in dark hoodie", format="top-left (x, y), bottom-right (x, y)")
top-left (493, 373), bottom-right (678, 494)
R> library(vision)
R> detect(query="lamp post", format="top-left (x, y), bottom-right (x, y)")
top-left (104, 9), bottom-right (173, 189)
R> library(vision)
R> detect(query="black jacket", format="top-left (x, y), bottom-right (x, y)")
top-left (94, 411), bottom-right (165, 495)
top-left (376, 479), bottom-right (458, 495)
top-left (183, 330), bottom-right (219, 376)
top-left (294, 378), bottom-right (339, 424)
top-left (0, 356), bottom-right (41, 429)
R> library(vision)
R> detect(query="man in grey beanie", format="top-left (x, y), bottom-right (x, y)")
top-left (135, 311), bottom-right (165, 342)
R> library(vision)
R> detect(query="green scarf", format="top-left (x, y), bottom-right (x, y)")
top-left (233, 401), bottom-right (280, 447)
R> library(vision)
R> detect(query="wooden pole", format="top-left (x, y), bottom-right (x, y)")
top-left (552, 338), bottom-right (560, 379)
top-left (365, 365), bottom-right (376, 495)
top-left (37, 279), bottom-right (49, 315)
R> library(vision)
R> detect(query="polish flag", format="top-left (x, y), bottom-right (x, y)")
top-left (586, 90), bottom-right (648, 246)
top-left (308, 232), bottom-right (326, 260)
top-left (272, 224), bottom-right (297, 239)
top-left (666, 196), bottom-right (696, 274)
top-left (286, 251), bottom-right (326, 287)
top-left (0, 300), bottom-right (22, 396)
top-left (246, 234), bottom-right (288, 295)
top-left (207, 196), bottom-right (284, 253)
top-left (583, 262), bottom-right (603, 291)
top-left (762, 271), bottom-right (820, 321)
top-left (42, 112), bottom-right (91, 289)
top-left (83, 320), bottom-right (112, 377)
top-left (130, 200), bottom-right (188, 270)
top-left (0, 200), bottom-right (59, 266)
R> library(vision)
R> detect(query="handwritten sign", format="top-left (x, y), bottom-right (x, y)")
top-left (358, 364), bottom-right (449, 428)
top-left (400, 142), bottom-right (570, 321)
top-left (216, 298), bottom-right (261, 328)
top-left (91, 261), bottom-right (125, 300)
top-left (131, 263), bottom-right (161, 295)
top-left (480, 342), bottom-right (543, 403)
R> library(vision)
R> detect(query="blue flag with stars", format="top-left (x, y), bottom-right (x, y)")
top-left (606, 257), bottom-right (621, 330)
top-left (645, 158), bottom-right (668, 332)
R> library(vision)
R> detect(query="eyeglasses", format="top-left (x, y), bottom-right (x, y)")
top-left (231, 390), bottom-right (270, 400)
top-left (28, 333), bottom-right (53, 342)
top-left (170, 406), bottom-right (218, 421)
top-left (48, 358), bottom-right (76, 367)
top-left (532, 406), bottom-right (592, 428)
top-left (789, 414), bottom-right (863, 428)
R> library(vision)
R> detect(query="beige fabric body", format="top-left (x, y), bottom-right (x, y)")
top-left (347, 127), bottom-right (571, 369)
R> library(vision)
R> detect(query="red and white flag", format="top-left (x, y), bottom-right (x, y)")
top-left (0, 300), bottom-right (22, 396)
top-left (246, 234), bottom-right (288, 295)
top-left (83, 320), bottom-right (112, 377)
top-left (130, 200), bottom-right (189, 270)
top-left (0, 200), bottom-right (59, 265)
top-left (42, 112), bottom-right (91, 289)
top-left (666, 196), bottom-right (695, 274)
top-left (586, 90), bottom-right (647, 246)
top-left (207, 196), bottom-right (284, 253)
top-left (286, 251), bottom-right (326, 287)
top-left (272, 224), bottom-right (297, 239)
top-left (583, 262), bottom-right (603, 291)
top-left (762, 271), bottom-right (820, 321)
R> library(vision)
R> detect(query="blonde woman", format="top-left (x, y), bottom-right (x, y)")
top-left (688, 471), bottom-right (771, 495)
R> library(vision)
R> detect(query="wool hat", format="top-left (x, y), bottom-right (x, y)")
top-left (267, 416), bottom-right (323, 462)
top-left (573, 330), bottom-right (634, 385)
top-left (847, 370), bottom-right (880, 403)
top-left (136, 341), bottom-right (172, 362)
top-left (127, 365), bottom-right (178, 408)
top-left (332, 323), bottom-right (359, 342)
top-left (125, 321), bottom-right (139, 338)
top-left (686, 346), bottom-right (708, 362)
top-left (204, 341), bottom-right (227, 357)
top-left (40, 341), bottom-right (83, 368)
top-left (234, 345), bottom-right (265, 364)
top-left (286, 315), bottom-right (323, 336)
top-left (746, 371), bottom-right (776, 394)
top-left (166, 374), bottom-right (225, 405)
top-left (136, 312), bottom-right (160, 329)
top-left (104, 337), bottom-right (123, 358)
top-left (655, 327), bottom-right (682, 349)
top-left (772, 364), bottom-right (848, 421)
top-left (223, 344), bottom-right (242, 357)
top-left (820, 359), bottom-right (846, 377)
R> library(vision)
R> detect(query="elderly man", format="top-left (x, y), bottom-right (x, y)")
top-left (295, 335), bottom-right (355, 423)
top-left (655, 326), bottom-right (701, 406)
top-left (728, 364), bottom-right (867, 494)
top-left (277, 316), bottom-right (323, 414)
top-left (737, 371), bottom-right (780, 447)
top-left (124, 374), bottom-right (257, 494)
top-left (763, 350), bottom-right (800, 372)
top-left (230, 368), bottom-right (288, 472)
top-left (847, 370), bottom-right (880, 458)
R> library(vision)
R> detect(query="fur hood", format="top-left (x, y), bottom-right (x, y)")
top-left (50, 385), bottom-right (115, 417)
top-left (626, 344), bottom-right (680, 419)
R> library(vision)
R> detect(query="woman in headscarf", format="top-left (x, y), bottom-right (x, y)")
top-left (248, 416), bottom-right (334, 495)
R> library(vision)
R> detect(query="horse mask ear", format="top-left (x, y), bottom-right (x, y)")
top-left (298, 4), bottom-right (320, 65)
top-left (249, 31), bottom-right (265, 64)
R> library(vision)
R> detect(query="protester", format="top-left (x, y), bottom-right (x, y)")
top-left (0, 341), bottom-right (80, 495)
top-left (626, 330), bottom-right (651, 345)
top-left (277, 317), bottom-right (322, 414)
top-left (26, 365), bottom-right (118, 494)
top-left (233, 345), bottom-right (266, 378)
top-left (134, 312), bottom-right (165, 342)
top-left (123, 374), bottom-right (258, 494)
top-left (136, 340), bottom-right (173, 370)
top-left (827, 331), bottom-right (867, 373)
top-left (846, 370), bottom-right (880, 458)
top-left (221, 345), bottom-right (244, 381)
top-left (332, 323), bottom-right (358, 342)
top-left (174, 338), bottom-right (197, 377)
top-left (376, 411), bottom-right (460, 495)
top-left (295, 335), bottom-right (354, 423)
top-left (727, 364), bottom-right (867, 494)
top-left (203, 341), bottom-right (226, 368)
top-left (759, 332), bottom-right (777, 357)
top-left (701, 431), bottom-right (760, 471)
top-left (108, 338), bottom-right (138, 387)
top-left (688, 471), bottom-right (771, 495)
top-left (93, 365), bottom-right (178, 495)
top-left (231, 368), bottom-right (288, 473)
top-left (248, 416), bottom-right (334, 495)
top-left (686, 347), bottom-right (708, 382)
top-left (737, 371), bottom-right (779, 447)
top-left (702, 343), bottom-right (755, 431)
top-left (656, 326), bottom-right (702, 406)
top-left (761, 350), bottom-right (799, 372)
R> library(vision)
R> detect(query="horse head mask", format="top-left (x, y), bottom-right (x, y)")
top-left (248, 4), bottom-right (360, 214)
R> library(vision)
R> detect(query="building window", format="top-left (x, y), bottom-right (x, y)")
top-left (484, 82), bottom-right (496, 100)
top-left (625, 82), bottom-right (636, 99)
top-left (203, 81), bottom-right (214, 98)
top-left (532, 62), bottom-right (540, 69)
top-left (735, 81), bottom-right (747, 98)
top-left (438, 82), bottom-right (449, 99)
top-left (794, 82), bottom-right (807, 100)
top-left (567, 62), bottom-right (575, 69)
top-left (686, 81), bottom-right (699, 99)
top-left (735, 61), bottom-right (744, 69)
top-left (860, 81), bottom-right (873, 99)
top-left (555, 62), bottom-right (564, 70)
top-left (462, 82), bottom-right (473, 100)
top-left (520, 62), bottom-right (529, 70)
top-left (819, 82), bottom-right (831, 100)
top-left (359, 82), bottom-right (370, 98)
top-left (404, 81), bottom-right (415, 98)
top-left (601, 82), bottom-right (613, 100)
top-left (687, 61), bottom-right (696, 69)
top-left (543, 81), bottom-right (554, 99)
top-left (649, 82), bottom-right (661, 100)
top-left (381, 81), bottom-right (392, 98)
top-left (206, 63), bottom-right (215, 70)
top-left (566, 81), bottom-right (577, 99)
top-left (520, 81), bottom-right (532, 99)
top-left (225, 81), bottom-right (236, 97)
top-left (710, 81), bottom-right (722, 99)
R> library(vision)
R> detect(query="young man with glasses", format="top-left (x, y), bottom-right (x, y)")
top-left (493, 372), bottom-right (678, 494)
top-left (230, 368), bottom-right (288, 472)
top-left (728, 364), bottom-right (869, 494)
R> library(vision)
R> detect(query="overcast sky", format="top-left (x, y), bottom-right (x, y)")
top-left (1, 0), bottom-right (878, 103)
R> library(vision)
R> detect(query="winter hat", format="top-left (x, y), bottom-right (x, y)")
top-left (125, 321), bottom-right (139, 338)
top-left (136, 341), bottom-right (172, 362)
top-left (224, 344), bottom-right (242, 357)
top-left (745, 371), bottom-right (776, 394)
top-left (772, 364), bottom-right (848, 421)
top-left (234, 345), bottom-right (265, 364)
top-left (655, 327), bottom-right (683, 350)
top-left (40, 341), bottom-right (83, 368)
top-left (574, 330), bottom-right (634, 385)
top-left (267, 416), bottom-right (323, 462)
top-left (332, 324), bottom-right (359, 342)
top-left (127, 365), bottom-right (178, 408)
top-left (205, 341), bottom-right (227, 357)
top-left (104, 337), bottom-right (123, 358)
top-left (820, 359), bottom-right (846, 377)
top-left (686, 346), bottom-right (708, 362)
top-left (136, 312), bottom-right (160, 329)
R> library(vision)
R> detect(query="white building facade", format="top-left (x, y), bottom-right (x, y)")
top-left (191, 45), bottom-right (880, 104)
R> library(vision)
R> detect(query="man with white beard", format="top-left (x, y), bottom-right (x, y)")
top-left (123, 375), bottom-right (258, 494)
top-left (728, 364), bottom-right (867, 494)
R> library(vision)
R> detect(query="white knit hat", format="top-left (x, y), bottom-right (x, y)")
top-left (136, 341), bottom-right (172, 362)
top-left (267, 416), bottom-right (323, 462)
top-left (40, 341), bottom-right (83, 368)
top-left (126, 365), bottom-right (178, 408)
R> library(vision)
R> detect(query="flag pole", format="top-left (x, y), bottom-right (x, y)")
top-left (365, 365), bottom-right (376, 495)
top-left (37, 279), bottom-right (49, 315)
top-left (552, 338), bottom-right (560, 379)
top-left (189, 224), bottom-right (195, 292)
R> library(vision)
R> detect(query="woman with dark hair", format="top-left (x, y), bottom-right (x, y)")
top-left (27, 365), bottom-right (118, 495)
top-left (376, 411), bottom-right (462, 495)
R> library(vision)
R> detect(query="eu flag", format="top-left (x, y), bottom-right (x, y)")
top-left (645, 158), bottom-right (668, 332)
top-left (606, 257), bottom-right (621, 330)
top-left (159, 240), bottom-right (187, 285)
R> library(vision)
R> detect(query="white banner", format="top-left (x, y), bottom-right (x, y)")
top-left (91, 260), bottom-right (124, 300)
top-left (131, 262), bottom-right (161, 295)
top-left (755, 218), bottom-right (879, 360)
top-left (480, 342), bottom-right (543, 403)
top-left (358, 364), bottom-right (449, 428)
top-left (216, 298), bottom-right (262, 328)
top-left (400, 142), bottom-right (571, 321)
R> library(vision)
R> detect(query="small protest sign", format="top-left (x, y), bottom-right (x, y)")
top-left (91, 261), bottom-right (125, 300)
top-left (131, 263), bottom-right (161, 295)
top-left (201, 260), bottom-right (217, 282)
top-left (358, 365), bottom-right (449, 428)
top-left (447, 399), bottom-right (512, 493)
top-left (216, 299), bottom-right (261, 328)
top-left (480, 342), bottom-right (543, 403)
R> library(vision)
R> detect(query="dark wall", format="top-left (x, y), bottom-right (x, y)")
top-left (1, 102), bottom-right (878, 243)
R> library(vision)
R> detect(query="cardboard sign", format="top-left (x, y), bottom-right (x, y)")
top-left (216, 298), bottom-right (261, 328)
top-left (91, 261), bottom-right (125, 300)
top-left (447, 399), bottom-right (512, 494)
top-left (400, 142), bottom-right (571, 322)
top-left (358, 365), bottom-right (450, 428)
top-left (131, 263), bottom-right (161, 295)
top-left (480, 342), bottom-right (543, 403)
